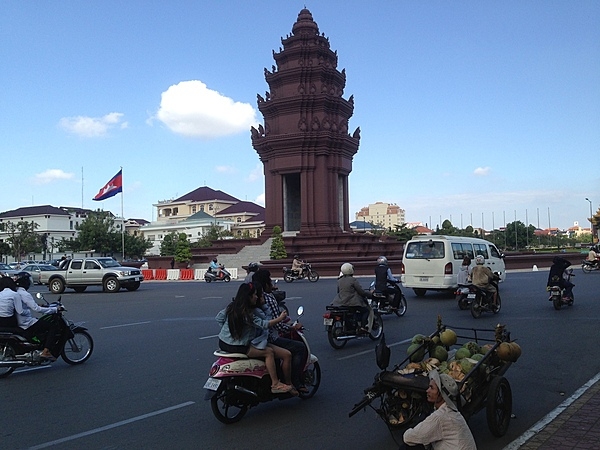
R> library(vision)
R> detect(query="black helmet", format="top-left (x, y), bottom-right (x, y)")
top-left (14, 272), bottom-right (31, 290)
top-left (294, 254), bottom-right (300, 259)
top-left (212, 258), bottom-right (218, 263)
top-left (248, 262), bottom-right (259, 272)
top-left (377, 256), bottom-right (388, 265)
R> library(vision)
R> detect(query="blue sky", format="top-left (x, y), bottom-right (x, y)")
top-left (1, 2), bottom-right (598, 231)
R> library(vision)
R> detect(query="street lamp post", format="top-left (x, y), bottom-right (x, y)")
top-left (586, 198), bottom-right (593, 244)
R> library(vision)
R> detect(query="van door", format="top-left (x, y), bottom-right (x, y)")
top-left (473, 242), bottom-right (506, 281)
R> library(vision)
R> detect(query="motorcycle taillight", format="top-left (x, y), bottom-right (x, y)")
top-left (323, 312), bottom-right (331, 319)
top-left (209, 364), bottom-right (220, 377)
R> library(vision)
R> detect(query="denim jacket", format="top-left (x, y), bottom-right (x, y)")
top-left (216, 308), bottom-right (269, 347)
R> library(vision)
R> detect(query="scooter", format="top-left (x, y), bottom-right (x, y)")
top-left (204, 265), bottom-right (231, 283)
top-left (581, 259), bottom-right (600, 273)
top-left (369, 280), bottom-right (407, 317)
top-left (547, 268), bottom-right (575, 310)
top-left (204, 306), bottom-right (320, 424)
top-left (0, 293), bottom-right (94, 378)
top-left (323, 300), bottom-right (383, 349)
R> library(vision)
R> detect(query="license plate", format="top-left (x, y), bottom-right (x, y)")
top-left (419, 277), bottom-right (429, 282)
top-left (323, 318), bottom-right (333, 326)
top-left (467, 293), bottom-right (476, 299)
top-left (134, 277), bottom-right (140, 281)
top-left (203, 377), bottom-right (221, 391)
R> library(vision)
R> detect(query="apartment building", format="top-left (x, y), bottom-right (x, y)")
top-left (355, 202), bottom-right (406, 230)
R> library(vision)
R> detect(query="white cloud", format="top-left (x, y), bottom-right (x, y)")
top-left (33, 169), bottom-right (74, 185)
top-left (255, 193), bottom-right (265, 206)
top-left (59, 112), bottom-right (126, 137)
top-left (215, 165), bottom-right (237, 174)
top-left (155, 80), bottom-right (258, 139)
top-left (246, 163), bottom-right (263, 182)
top-left (474, 166), bottom-right (491, 176)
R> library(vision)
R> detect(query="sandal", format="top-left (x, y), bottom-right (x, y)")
top-left (271, 382), bottom-right (293, 394)
top-left (297, 385), bottom-right (310, 394)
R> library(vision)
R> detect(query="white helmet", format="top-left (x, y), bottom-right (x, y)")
top-left (377, 256), bottom-right (388, 265)
top-left (340, 263), bottom-right (354, 276)
top-left (475, 255), bottom-right (485, 265)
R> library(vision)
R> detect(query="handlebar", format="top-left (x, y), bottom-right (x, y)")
top-left (349, 395), bottom-right (375, 417)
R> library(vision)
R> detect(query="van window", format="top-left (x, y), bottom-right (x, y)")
top-left (473, 244), bottom-right (489, 259)
top-left (405, 241), bottom-right (445, 259)
top-left (489, 245), bottom-right (502, 258)
top-left (451, 243), bottom-right (474, 260)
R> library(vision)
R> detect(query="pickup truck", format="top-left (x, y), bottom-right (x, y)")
top-left (39, 257), bottom-right (144, 294)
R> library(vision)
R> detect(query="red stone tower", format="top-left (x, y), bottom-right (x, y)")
top-left (251, 8), bottom-right (360, 236)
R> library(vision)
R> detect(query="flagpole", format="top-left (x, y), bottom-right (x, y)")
top-left (121, 166), bottom-right (125, 262)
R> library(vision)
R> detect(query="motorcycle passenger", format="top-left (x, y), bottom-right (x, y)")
top-left (291, 254), bottom-right (304, 277)
top-left (252, 268), bottom-right (308, 394)
top-left (547, 256), bottom-right (574, 300)
top-left (216, 283), bottom-right (293, 394)
top-left (471, 255), bottom-right (498, 309)
top-left (13, 272), bottom-right (62, 360)
top-left (403, 369), bottom-right (476, 449)
top-left (244, 261), bottom-right (260, 283)
top-left (457, 256), bottom-right (472, 286)
top-left (374, 256), bottom-right (401, 309)
top-left (0, 276), bottom-right (19, 328)
top-left (332, 263), bottom-right (371, 333)
top-left (209, 258), bottom-right (222, 278)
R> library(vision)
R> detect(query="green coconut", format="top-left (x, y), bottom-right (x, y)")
top-left (411, 334), bottom-right (427, 345)
top-left (455, 347), bottom-right (471, 360)
top-left (470, 353), bottom-right (485, 362)
top-left (430, 345), bottom-right (449, 362)
top-left (407, 343), bottom-right (426, 362)
top-left (463, 341), bottom-right (482, 356)
top-left (440, 329), bottom-right (457, 346)
top-left (459, 358), bottom-right (476, 374)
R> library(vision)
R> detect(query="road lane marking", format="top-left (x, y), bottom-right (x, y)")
top-left (100, 321), bottom-right (151, 329)
top-left (200, 334), bottom-right (218, 340)
top-left (28, 401), bottom-right (196, 449)
top-left (336, 338), bottom-right (412, 361)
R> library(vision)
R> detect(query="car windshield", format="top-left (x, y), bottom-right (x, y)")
top-left (97, 258), bottom-right (121, 268)
top-left (0, 264), bottom-right (11, 270)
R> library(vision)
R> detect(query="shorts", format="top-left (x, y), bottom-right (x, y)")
top-left (219, 339), bottom-right (249, 354)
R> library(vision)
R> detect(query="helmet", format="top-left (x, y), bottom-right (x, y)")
top-left (377, 256), bottom-right (388, 265)
top-left (247, 262), bottom-right (259, 272)
top-left (294, 254), bottom-right (300, 260)
top-left (340, 263), bottom-right (354, 276)
top-left (14, 272), bottom-right (31, 290)
top-left (212, 258), bottom-right (217, 263)
top-left (475, 255), bottom-right (485, 265)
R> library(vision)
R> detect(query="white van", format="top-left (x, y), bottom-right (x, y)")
top-left (400, 235), bottom-right (506, 297)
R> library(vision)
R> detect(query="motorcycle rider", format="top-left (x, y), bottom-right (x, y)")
top-left (291, 254), bottom-right (304, 277)
top-left (252, 268), bottom-right (308, 393)
top-left (332, 263), bottom-right (371, 332)
top-left (471, 255), bottom-right (498, 309)
top-left (547, 256), bottom-right (574, 300)
top-left (403, 369), bottom-right (476, 449)
top-left (209, 258), bottom-right (222, 278)
top-left (244, 262), bottom-right (260, 283)
top-left (374, 256), bottom-right (401, 309)
top-left (13, 272), bottom-right (62, 360)
top-left (587, 245), bottom-right (599, 268)
top-left (0, 276), bottom-right (19, 327)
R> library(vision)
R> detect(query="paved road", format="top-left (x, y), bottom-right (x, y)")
top-left (1, 269), bottom-right (599, 449)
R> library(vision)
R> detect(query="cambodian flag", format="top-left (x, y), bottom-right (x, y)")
top-left (92, 170), bottom-right (122, 201)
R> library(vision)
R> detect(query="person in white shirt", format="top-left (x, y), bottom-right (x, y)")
top-left (13, 272), bottom-right (61, 360)
top-left (0, 276), bottom-right (19, 327)
top-left (403, 370), bottom-right (476, 450)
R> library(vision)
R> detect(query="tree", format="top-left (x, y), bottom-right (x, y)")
top-left (124, 233), bottom-right (153, 259)
top-left (4, 221), bottom-right (41, 260)
top-left (160, 232), bottom-right (178, 256)
top-left (62, 210), bottom-right (121, 255)
top-left (504, 221), bottom-right (537, 250)
top-left (0, 242), bottom-right (10, 260)
top-left (434, 219), bottom-right (460, 236)
top-left (175, 233), bottom-right (192, 263)
top-left (269, 226), bottom-right (287, 259)
top-left (390, 223), bottom-right (418, 242)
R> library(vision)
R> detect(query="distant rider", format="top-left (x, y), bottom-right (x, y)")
top-left (374, 256), bottom-right (401, 309)
top-left (291, 254), bottom-right (304, 277)
top-left (244, 262), bottom-right (260, 283)
top-left (587, 246), bottom-right (599, 268)
top-left (471, 255), bottom-right (498, 309)
top-left (547, 256), bottom-right (574, 300)
top-left (209, 258), bottom-right (222, 278)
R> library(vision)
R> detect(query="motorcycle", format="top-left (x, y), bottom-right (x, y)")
top-left (282, 263), bottom-right (319, 283)
top-left (323, 301), bottom-right (383, 349)
top-left (581, 259), bottom-right (600, 273)
top-left (470, 276), bottom-right (501, 319)
top-left (547, 267), bottom-right (574, 310)
top-left (204, 306), bottom-right (321, 424)
top-left (455, 283), bottom-right (477, 310)
top-left (369, 280), bottom-right (407, 317)
top-left (0, 293), bottom-right (94, 378)
top-left (204, 265), bottom-right (231, 283)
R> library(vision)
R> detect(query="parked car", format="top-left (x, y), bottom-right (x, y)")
top-left (19, 263), bottom-right (59, 285)
top-left (0, 263), bottom-right (20, 277)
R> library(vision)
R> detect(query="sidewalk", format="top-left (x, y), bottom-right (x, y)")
top-left (504, 373), bottom-right (600, 449)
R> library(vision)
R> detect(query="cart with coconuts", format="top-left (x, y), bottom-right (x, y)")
top-left (349, 316), bottom-right (521, 438)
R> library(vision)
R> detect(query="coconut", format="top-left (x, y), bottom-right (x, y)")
top-left (470, 353), bottom-right (485, 362)
top-left (407, 343), bottom-right (426, 362)
top-left (430, 345), bottom-right (449, 362)
top-left (459, 358), bottom-right (475, 374)
top-left (464, 341), bottom-right (482, 356)
top-left (440, 329), bottom-right (457, 346)
top-left (411, 334), bottom-right (427, 345)
top-left (455, 347), bottom-right (471, 360)
top-left (508, 342), bottom-right (522, 362)
top-left (496, 342), bottom-right (513, 361)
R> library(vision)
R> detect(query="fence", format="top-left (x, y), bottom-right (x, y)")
top-left (140, 267), bottom-right (239, 281)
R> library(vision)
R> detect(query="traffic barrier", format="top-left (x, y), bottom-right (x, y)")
top-left (142, 269), bottom-right (154, 280)
top-left (533, 265), bottom-right (538, 271)
top-left (180, 269), bottom-right (194, 280)
top-left (194, 269), bottom-right (204, 280)
top-left (154, 269), bottom-right (167, 280)
top-left (167, 269), bottom-right (179, 280)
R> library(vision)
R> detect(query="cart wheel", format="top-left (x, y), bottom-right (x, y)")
top-left (486, 376), bottom-right (512, 437)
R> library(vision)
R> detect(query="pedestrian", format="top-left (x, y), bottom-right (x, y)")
top-left (170, 257), bottom-right (175, 269)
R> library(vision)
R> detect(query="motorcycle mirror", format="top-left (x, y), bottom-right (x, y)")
top-left (296, 306), bottom-right (304, 317)
top-left (36, 292), bottom-right (43, 299)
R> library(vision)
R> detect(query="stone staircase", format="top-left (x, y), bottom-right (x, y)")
top-left (213, 238), bottom-right (273, 278)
